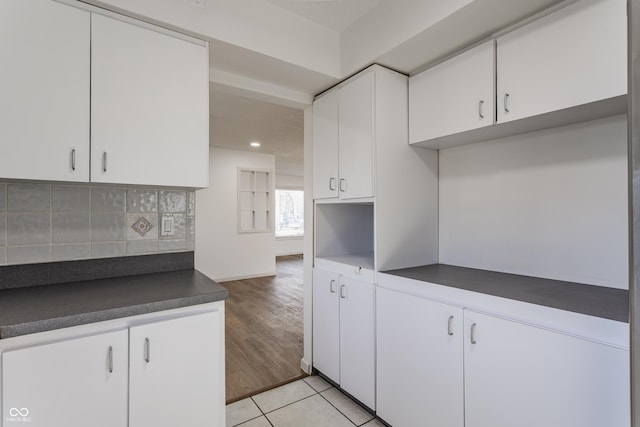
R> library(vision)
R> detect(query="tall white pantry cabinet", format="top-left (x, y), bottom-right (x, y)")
top-left (311, 65), bottom-right (439, 409)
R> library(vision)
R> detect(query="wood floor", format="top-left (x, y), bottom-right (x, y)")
top-left (224, 255), bottom-right (305, 403)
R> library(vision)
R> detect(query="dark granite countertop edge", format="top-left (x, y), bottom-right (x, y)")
top-left (0, 291), bottom-right (228, 339)
top-left (382, 264), bottom-right (629, 323)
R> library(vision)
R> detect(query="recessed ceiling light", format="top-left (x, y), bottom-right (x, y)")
top-left (250, 141), bottom-right (261, 147)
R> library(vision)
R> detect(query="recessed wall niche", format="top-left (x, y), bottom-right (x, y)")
top-left (237, 168), bottom-right (273, 233)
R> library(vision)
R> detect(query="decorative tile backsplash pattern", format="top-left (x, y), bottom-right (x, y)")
top-left (0, 182), bottom-right (196, 266)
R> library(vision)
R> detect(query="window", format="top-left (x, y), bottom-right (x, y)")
top-left (275, 189), bottom-right (304, 237)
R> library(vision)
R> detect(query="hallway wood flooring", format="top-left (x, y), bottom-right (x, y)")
top-left (224, 255), bottom-right (305, 403)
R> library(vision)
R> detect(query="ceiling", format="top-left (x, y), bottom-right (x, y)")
top-left (207, 0), bottom-right (564, 178)
top-left (210, 86), bottom-right (304, 177)
top-left (263, 0), bottom-right (382, 32)
top-left (209, 0), bottom-right (383, 178)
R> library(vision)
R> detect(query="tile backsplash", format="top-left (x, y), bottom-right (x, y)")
top-left (0, 182), bottom-right (196, 266)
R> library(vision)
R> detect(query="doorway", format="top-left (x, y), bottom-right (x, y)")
top-left (224, 255), bottom-right (305, 403)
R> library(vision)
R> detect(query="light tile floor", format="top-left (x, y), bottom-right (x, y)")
top-left (226, 376), bottom-right (386, 427)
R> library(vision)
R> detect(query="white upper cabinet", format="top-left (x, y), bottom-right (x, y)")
top-left (0, 0), bottom-right (90, 182)
top-left (410, 0), bottom-right (627, 149)
top-left (91, 13), bottom-right (209, 188)
top-left (338, 73), bottom-right (375, 200)
top-left (496, 0), bottom-right (626, 124)
top-left (312, 90), bottom-right (339, 199)
top-left (312, 69), bottom-right (382, 201)
top-left (0, 2), bottom-right (209, 188)
top-left (410, 40), bottom-right (495, 145)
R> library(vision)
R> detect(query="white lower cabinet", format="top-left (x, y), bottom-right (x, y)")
top-left (376, 288), bottom-right (630, 427)
top-left (376, 287), bottom-right (464, 427)
top-left (312, 267), bottom-right (375, 409)
top-left (312, 268), bottom-right (341, 382)
top-left (129, 311), bottom-right (222, 427)
top-left (464, 310), bottom-right (630, 427)
top-left (2, 330), bottom-right (129, 427)
top-left (2, 308), bottom-right (224, 427)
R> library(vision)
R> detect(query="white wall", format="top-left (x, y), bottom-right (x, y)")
top-left (276, 174), bottom-right (303, 189)
top-left (275, 237), bottom-right (303, 256)
top-left (86, 0), bottom-right (340, 79)
top-left (341, 0), bottom-right (473, 75)
top-left (439, 115), bottom-right (628, 289)
top-left (195, 147), bottom-right (276, 282)
top-left (301, 105), bottom-right (313, 374)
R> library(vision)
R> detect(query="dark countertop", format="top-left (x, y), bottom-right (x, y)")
top-left (382, 264), bottom-right (629, 323)
top-left (0, 269), bottom-right (228, 338)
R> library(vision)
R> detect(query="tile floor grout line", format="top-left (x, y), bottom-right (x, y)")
top-left (252, 387), bottom-right (322, 416)
top-left (249, 395), bottom-right (276, 427)
top-left (230, 378), bottom-right (382, 427)
top-left (231, 411), bottom-right (268, 427)
top-left (317, 391), bottom-right (361, 427)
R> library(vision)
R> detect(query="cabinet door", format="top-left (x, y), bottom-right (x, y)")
top-left (312, 90), bottom-right (339, 199)
top-left (312, 268), bottom-right (341, 383)
top-left (496, 0), bottom-right (626, 123)
top-left (376, 288), bottom-right (464, 427)
top-left (339, 275), bottom-right (375, 409)
top-left (0, 0), bottom-right (89, 182)
top-left (129, 311), bottom-right (223, 427)
top-left (91, 14), bottom-right (209, 188)
top-left (2, 330), bottom-right (128, 427)
top-left (410, 40), bottom-right (494, 144)
top-left (464, 310), bottom-right (630, 427)
top-left (338, 73), bottom-right (374, 199)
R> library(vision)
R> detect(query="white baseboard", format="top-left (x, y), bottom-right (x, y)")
top-left (212, 270), bottom-right (276, 282)
top-left (300, 357), bottom-right (311, 374)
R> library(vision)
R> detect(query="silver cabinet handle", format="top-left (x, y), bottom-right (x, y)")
top-left (144, 338), bottom-right (150, 363)
top-left (478, 100), bottom-right (485, 119)
top-left (71, 149), bottom-right (76, 171)
top-left (447, 316), bottom-right (454, 336)
top-left (329, 178), bottom-right (337, 191)
top-left (108, 346), bottom-right (113, 373)
top-left (503, 93), bottom-right (510, 113)
top-left (340, 284), bottom-right (347, 299)
top-left (329, 279), bottom-right (337, 293)
top-left (339, 178), bottom-right (346, 193)
top-left (470, 323), bottom-right (477, 344)
top-left (102, 152), bottom-right (108, 173)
